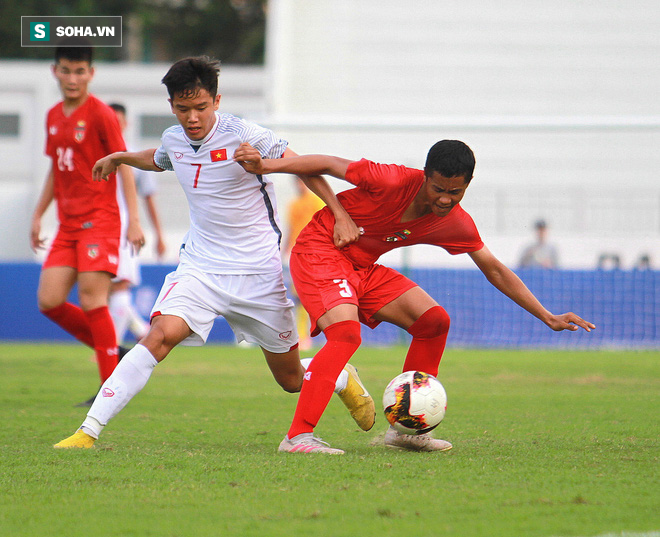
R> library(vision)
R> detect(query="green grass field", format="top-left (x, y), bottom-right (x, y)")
top-left (0, 343), bottom-right (658, 537)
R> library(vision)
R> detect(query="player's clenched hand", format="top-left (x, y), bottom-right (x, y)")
top-left (333, 213), bottom-right (363, 249)
top-left (92, 154), bottom-right (119, 181)
top-left (233, 143), bottom-right (264, 174)
top-left (545, 312), bottom-right (595, 332)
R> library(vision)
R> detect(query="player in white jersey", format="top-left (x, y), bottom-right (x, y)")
top-left (55, 56), bottom-right (375, 451)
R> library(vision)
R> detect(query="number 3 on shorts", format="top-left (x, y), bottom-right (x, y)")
top-left (333, 278), bottom-right (353, 298)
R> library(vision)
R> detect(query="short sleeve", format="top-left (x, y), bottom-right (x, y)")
top-left (345, 158), bottom-right (419, 193)
top-left (231, 116), bottom-right (288, 159)
top-left (153, 146), bottom-right (173, 171)
top-left (441, 207), bottom-right (484, 255)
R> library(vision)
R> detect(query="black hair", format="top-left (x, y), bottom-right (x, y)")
top-left (161, 56), bottom-right (221, 100)
top-left (55, 39), bottom-right (93, 64)
top-left (109, 103), bottom-right (126, 115)
top-left (424, 140), bottom-right (475, 183)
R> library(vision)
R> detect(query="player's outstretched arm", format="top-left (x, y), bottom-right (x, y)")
top-left (469, 245), bottom-right (595, 332)
top-left (234, 143), bottom-right (352, 179)
top-left (93, 149), bottom-right (162, 181)
top-left (234, 143), bottom-right (361, 248)
top-left (281, 148), bottom-right (360, 248)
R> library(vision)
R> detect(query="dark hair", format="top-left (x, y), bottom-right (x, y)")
top-left (161, 56), bottom-right (221, 100)
top-left (424, 140), bottom-right (475, 183)
top-left (55, 40), bottom-right (93, 64)
top-left (109, 103), bottom-right (126, 115)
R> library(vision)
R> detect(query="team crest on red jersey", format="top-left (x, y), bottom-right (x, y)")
top-left (74, 120), bottom-right (86, 143)
top-left (210, 148), bottom-right (228, 162)
top-left (384, 229), bottom-right (412, 242)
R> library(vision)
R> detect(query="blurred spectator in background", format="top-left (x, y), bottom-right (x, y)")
top-left (597, 253), bottom-right (622, 270)
top-left (634, 253), bottom-right (652, 270)
top-left (284, 177), bottom-right (325, 350)
top-left (518, 219), bottom-right (559, 269)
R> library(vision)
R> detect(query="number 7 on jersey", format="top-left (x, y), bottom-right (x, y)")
top-left (191, 163), bottom-right (202, 188)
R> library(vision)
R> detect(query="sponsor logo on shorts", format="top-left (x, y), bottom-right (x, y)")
top-left (102, 387), bottom-right (115, 397)
top-left (278, 330), bottom-right (292, 340)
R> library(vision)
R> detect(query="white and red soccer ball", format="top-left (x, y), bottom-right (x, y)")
top-left (383, 371), bottom-right (447, 435)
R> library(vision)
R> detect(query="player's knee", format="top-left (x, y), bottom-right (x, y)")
top-left (38, 297), bottom-right (61, 313)
top-left (278, 373), bottom-right (303, 393)
top-left (37, 286), bottom-right (65, 312)
top-left (326, 320), bottom-right (362, 349)
top-left (408, 306), bottom-right (450, 339)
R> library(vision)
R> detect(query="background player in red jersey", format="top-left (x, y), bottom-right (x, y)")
top-left (234, 140), bottom-right (596, 455)
top-left (30, 45), bottom-right (145, 402)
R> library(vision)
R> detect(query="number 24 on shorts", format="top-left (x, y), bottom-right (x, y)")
top-left (333, 279), bottom-right (353, 298)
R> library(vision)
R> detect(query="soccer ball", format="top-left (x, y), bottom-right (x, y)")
top-left (383, 371), bottom-right (447, 435)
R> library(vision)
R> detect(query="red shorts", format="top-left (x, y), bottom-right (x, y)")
top-left (43, 229), bottom-right (120, 276)
top-left (290, 250), bottom-right (417, 336)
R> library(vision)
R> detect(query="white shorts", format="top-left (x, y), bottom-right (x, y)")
top-left (112, 242), bottom-right (141, 286)
top-left (150, 264), bottom-right (298, 353)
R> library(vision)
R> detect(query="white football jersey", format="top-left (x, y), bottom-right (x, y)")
top-left (154, 112), bottom-right (288, 274)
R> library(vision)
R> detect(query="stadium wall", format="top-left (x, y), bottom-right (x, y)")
top-left (2, 263), bottom-right (656, 349)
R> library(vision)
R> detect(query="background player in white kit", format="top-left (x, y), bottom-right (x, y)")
top-left (109, 103), bottom-right (167, 345)
top-left (54, 56), bottom-right (375, 449)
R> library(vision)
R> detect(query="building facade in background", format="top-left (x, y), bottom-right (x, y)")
top-left (1, 0), bottom-right (659, 268)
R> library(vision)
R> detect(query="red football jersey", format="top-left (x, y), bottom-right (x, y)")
top-left (292, 158), bottom-right (484, 268)
top-left (45, 94), bottom-right (126, 235)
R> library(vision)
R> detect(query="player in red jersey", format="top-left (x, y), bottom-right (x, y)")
top-left (234, 140), bottom-right (596, 454)
top-left (30, 44), bottom-right (145, 401)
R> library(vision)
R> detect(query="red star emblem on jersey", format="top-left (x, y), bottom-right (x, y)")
top-left (210, 148), bottom-right (227, 162)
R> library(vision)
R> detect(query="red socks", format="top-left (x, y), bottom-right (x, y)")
top-left (84, 306), bottom-right (119, 382)
top-left (402, 306), bottom-right (450, 377)
top-left (41, 303), bottom-right (118, 382)
top-left (41, 302), bottom-right (95, 348)
top-left (287, 320), bottom-right (361, 439)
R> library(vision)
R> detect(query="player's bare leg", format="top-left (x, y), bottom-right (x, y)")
top-left (38, 266), bottom-right (96, 347)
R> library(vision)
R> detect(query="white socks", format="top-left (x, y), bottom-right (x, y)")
top-left (79, 352), bottom-right (346, 439)
top-left (81, 344), bottom-right (158, 438)
top-left (300, 357), bottom-right (348, 393)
